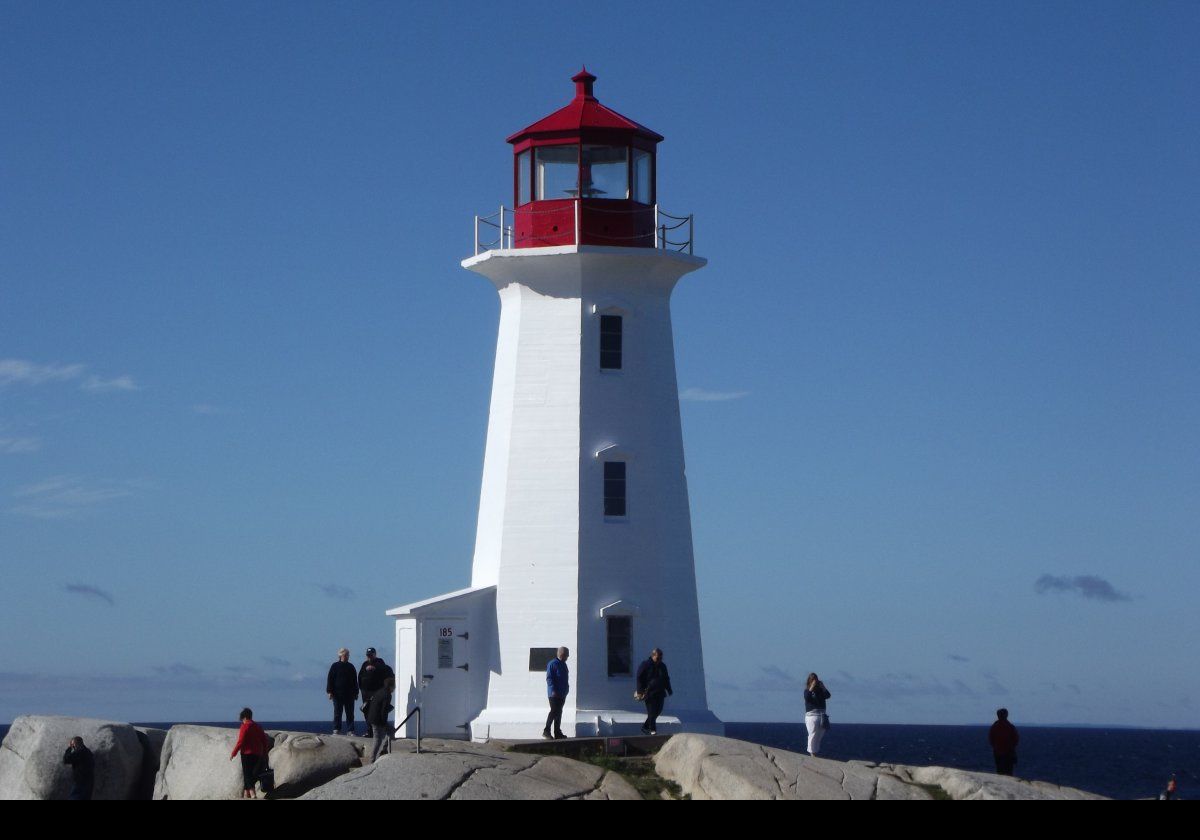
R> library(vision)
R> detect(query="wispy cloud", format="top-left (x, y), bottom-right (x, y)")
top-left (679, 387), bottom-right (750, 402)
top-left (0, 436), bottom-right (40, 454)
top-left (317, 584), bottom-right (356, 600)
top-left (262, 656), bottom-right (292, 668)
top-left (81, 374), bottom-right (138, 393)
top-left (982, 672), bottom-right (1009, 696)
top-left (947, 653), bottom-right (970, 663)
top-left (0, 359), bottom-right (85, 387)
top-left (747, 665), bottom-right (802, 692)
top-left (63, 583), bottom-right (115, 606)
top-left (152, 663), bottom-right (203, 678)
top-left (192, 403), bottom-right (235, 416)
top-left (1035, 574), bottom-right (1131, 603)
top-left (9, 475), bottom-right (137, 519)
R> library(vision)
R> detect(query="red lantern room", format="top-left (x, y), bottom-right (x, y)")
top-left (507, 69), bottom-right (663, 249)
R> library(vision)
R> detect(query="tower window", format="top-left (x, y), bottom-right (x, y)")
top-left (604, 461), bottom-right (626, 517)
top-left (606, 616), bottom-right (632, 676)
top-left (600, 314), bottom-right (622, 370)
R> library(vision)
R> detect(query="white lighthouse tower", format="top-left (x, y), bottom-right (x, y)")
top-left (388, 70), bottom-right (722, 741)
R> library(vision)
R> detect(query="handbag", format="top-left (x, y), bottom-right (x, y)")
top-left (821, 713), bottom-right (831, 731)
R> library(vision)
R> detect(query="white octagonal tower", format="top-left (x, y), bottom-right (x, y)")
top-left (388, 70), bottom-right (722, 741)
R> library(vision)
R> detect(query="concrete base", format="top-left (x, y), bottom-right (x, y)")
top-left (468, 706), bottom-right (723, 742)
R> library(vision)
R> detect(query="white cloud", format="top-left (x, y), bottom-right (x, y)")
top-left (0, 436), bottom-right (40, 454)
top-left (81, 374), bottom-right (139, 393)
top-left (0, 359), bottom-right (85, 387)
top-left (9, 475), bottom-right (137, 519)
top-left (192, 403), bottom-right (235, 415)
top-left (679, 387), bottom-right (751, 402)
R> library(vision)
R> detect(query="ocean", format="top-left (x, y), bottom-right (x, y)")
top-left (3, 720), bottom-right (1194, 800)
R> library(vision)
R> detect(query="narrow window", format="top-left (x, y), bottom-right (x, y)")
top-left (600, 314), bottom-right (622, 370)
top-left (604, 461), bottom-right (626, 517)
top-left (516, 149), bottom-right (531, 206)
top-left (632, 148), bottom-right (652, 204)
top-left (606, 616), bottom-right (632, 676)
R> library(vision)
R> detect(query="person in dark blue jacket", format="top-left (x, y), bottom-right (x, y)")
top-left (543, 647), bottom-right (570, 740)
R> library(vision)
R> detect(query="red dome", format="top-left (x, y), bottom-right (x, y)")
top-left (507, 68), bottom-right (663, 148)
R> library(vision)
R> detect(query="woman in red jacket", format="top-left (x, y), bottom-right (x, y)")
top-left (229, 707), bottom-right (272, 798)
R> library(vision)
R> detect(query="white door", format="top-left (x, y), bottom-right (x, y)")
top-left (419, 618), bottom-right (470, 737)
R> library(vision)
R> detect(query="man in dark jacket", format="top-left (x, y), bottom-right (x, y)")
top-left (63, 736), bottom-right (95, 800)
top-left (327, 647), bottom-right (360, 735)
top-left (359, 647), bottom-right (394, 738)
top-left (543, 646), bottom-right (570, 740)
top-left (988, 708), bottom-right (1020, 775)
top-left (635, 648), bottom-right (673, 735)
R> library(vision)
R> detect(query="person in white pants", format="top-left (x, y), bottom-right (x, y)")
top-left (804, 673), bottom-right (831, 755)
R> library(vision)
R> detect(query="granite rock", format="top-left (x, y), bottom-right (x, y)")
top-left (0, 715), bottom-right (144, 800)
top-left (654, 734), bottom-right (1105, 800)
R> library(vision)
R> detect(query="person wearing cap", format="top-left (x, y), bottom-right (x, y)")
top-left (358, 647), bottom-right (394, 738)
top-left (327, 647), bottom-right (360, 735)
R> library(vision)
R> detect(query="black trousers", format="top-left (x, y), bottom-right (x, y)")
top-left (544, 695), bottom-right (565, 736)
top-left (643, 694), bottom-right (665, 732)
top-left (332, 695), bottom-right (356, 733)
top-left (994, 752), bottom-right (1016, 775)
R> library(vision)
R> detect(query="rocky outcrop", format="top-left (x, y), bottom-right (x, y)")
top-left (152, 725), bottom-right (246, 800)
top-left (134, 727), bottom-right (168, 800)
top-left (301, 738), bottom-right (641, 800)
top-left (0, 715), bottom-right (144, 800)
top-left (267, 732), bottom-right (361, 798)
top-left (654, 734), bottom-right (1107, 800)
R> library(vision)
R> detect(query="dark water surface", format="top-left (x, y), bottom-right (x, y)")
top-left (3, 720), bottom-right (1195, 800)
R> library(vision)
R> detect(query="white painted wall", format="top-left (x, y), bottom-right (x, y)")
top-left (460, 245), bottom-right (722, 738)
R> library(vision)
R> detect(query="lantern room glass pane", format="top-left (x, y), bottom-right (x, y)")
top-left (517, 150), bottom-right (531, 206)
top-left (536, 145), bottom-right (578, 200)
top-left (632, 148), bottom-right (652, 204)
top-left (582, 145), bottom-right (628, 199)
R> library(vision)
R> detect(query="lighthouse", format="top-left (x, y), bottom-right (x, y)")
top-left (388, 70), bottom-right (722, 741)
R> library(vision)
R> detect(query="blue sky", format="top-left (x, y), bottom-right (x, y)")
top-left (2, 1), bottom-right (1197, 728)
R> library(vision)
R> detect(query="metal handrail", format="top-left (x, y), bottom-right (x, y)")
top-left (390, 705), bottom-right (422, 755)
top-left (473, 201), bottom-right (693, 256)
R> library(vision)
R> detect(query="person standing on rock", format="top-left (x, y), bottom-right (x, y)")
top-left (635, 648), bottom-right (673, 735)
top-left (358, 647), bottom-right (394, 738)
top-left (229, 707), bottom-right (272, 799)
top-left (327, 647), bottom-right (360, 735)
top-left (804, 673), bottom-right (831, 756)
top-left (988, 708), bottom-right (1019, 776)
top-left (367, 676), bottom-right (397, 762)
top-left (543, 646), bottom-right (570, 740)
top-left (62, 736), bottom-right (95, 800)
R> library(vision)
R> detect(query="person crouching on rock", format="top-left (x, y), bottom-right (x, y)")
top-left (229, 707), bottom-right (272, 798)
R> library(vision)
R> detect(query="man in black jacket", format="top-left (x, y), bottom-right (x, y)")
top-left (63, 736), bottom-right (95, 800)
top-left (327, 647), bottom-right (360, 735)
top-left (635, 648), bottom-right (673, 736)
top-left (358, 647), bottom-right (394, 738)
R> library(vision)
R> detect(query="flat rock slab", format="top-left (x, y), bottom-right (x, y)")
top-left (655, 734), bottom-right (1106, 800)
top-left (301, 739), bottom-right (639, 800)
top-left (0, 715), bottom-right (144, 800)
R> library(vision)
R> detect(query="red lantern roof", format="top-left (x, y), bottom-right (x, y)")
top-left (506, 68), bottom-right (664, 147)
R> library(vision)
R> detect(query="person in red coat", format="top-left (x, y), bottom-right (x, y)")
top-left (988, 708), bottom-right (1020, 776)
top-left (229, 707), bottom-right (272, 798)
